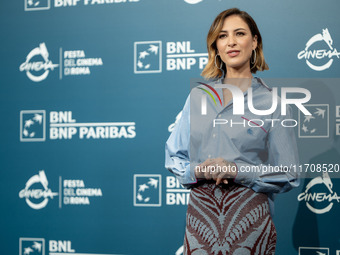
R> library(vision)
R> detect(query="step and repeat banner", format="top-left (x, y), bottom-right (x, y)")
top-left (1, 0), bottom-right (340, 254)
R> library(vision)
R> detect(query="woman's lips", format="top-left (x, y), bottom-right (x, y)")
top-left (227, 51), bottom-right (240, 57)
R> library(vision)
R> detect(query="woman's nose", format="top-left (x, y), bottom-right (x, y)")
top-left (228, 35), bottom-right (237, 46)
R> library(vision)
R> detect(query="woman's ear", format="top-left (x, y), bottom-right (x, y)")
top-left (253, 35), bottom-right (258, 50)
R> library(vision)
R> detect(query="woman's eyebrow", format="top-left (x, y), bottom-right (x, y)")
top-left (219, 28), bottom-right (247, 33)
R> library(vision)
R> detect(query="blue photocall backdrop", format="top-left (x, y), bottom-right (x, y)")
top-left (1, 0), bottom-right (340, 254)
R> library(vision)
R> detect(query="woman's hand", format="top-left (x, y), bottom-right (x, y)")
top-left (195, 157), bottom-right (237, 185)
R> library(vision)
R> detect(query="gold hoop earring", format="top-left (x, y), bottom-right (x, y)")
top-left (251, 49), bottom-right (256, 65)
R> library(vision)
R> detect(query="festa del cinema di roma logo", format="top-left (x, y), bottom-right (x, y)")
top-left (298, 28), bottom-right (340, 71)
top-left (19, 42), bottom-right (103, 82)
top-left (19, 43), bottom-right (59, 82)
top-left (19, 170), bottom-right (104, 209)
top-left (298, 172), bottom-right (340, 214)
top-left (19, 170), bottom-right (58, 210)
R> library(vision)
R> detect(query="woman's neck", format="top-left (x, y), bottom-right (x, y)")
top-left (224, 65), bottom-right (253, 81)
top-left (223, 66), bottom-right (253, 88)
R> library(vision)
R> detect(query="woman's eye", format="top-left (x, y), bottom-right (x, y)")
top-left (219, 34), bottom-right (227, 39)
top-left (236, 32), bottom-right (245, 36)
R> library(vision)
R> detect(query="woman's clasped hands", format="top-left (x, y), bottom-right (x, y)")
top-left (195, 157), bottom-right (237, 185)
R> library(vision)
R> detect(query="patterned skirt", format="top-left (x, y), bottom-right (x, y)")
top-left (183, 182), bottom-right (276, 255)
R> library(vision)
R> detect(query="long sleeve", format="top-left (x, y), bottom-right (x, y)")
top-left (165, 94), bottom-right (198, 188)
top-left (233, 105), bottom-right (300, 193)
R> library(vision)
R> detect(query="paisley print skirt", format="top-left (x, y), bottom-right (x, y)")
top-left (183, 182), bottom-right (276, 255)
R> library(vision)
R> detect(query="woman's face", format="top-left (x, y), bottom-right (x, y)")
top-left (216, 15), bottom-right (257, 72)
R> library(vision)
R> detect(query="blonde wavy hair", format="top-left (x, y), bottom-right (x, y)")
top-left (201, 8), bottom-right (269, 79)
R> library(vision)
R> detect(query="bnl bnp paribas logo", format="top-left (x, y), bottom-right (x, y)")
top-left (298, 104), bottom-right (329, 138)
top-left (20, 238), bottom-right (115, 255)
top-left (133, 175), bottom-right (190, 207)
top-left (20, 110), bottom-right (136, 142)
top-left (298, 28), bottom-right (340, 71)
top-left (20, 110), bottom-right (46, 142)
top-left (20, 238), bottom-right (45, 255)
top-left (133, 175), bottom-right (162, 207)
top-left (134, 41), bottom-right (208, 74)
top-left (25, 0), bottom-right (139, 11)
top-left (298, 247), bottom-right (330, 255)
top-left (25, 0), bottom-right (50, 11)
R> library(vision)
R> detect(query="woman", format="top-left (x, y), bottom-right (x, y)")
top-left (165, 8), bottom-right (299, 255)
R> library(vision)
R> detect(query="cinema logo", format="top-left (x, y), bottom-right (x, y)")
top-left (134, 41), bottom-right (208, 74)
top-left (298, 28), bottom-right (340, 71)
top-left (19, 170), bottom-right (58, 210)
top-left (19, 43), bottom-right (103, 82)
top-left (297, 172), bottom-right (340, 214)
top-left (19, 43), bottom-right (58, 82)
top-left (19, 170), bottom-right (103, 209)
top-left (20, 110), bottom-right (136, 141)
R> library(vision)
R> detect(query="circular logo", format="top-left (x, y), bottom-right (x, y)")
top-left (19, 43), bottom-right (59, 82)
top-left (298, 172), bottom-right (339, 214)
top-left (19, 171), bottom-right (58, 210)
top-left (298, 28), bottom-right (340, 71)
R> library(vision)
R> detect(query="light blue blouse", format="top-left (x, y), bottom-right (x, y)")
top-left (165, 76), bottom-right (300, 217)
